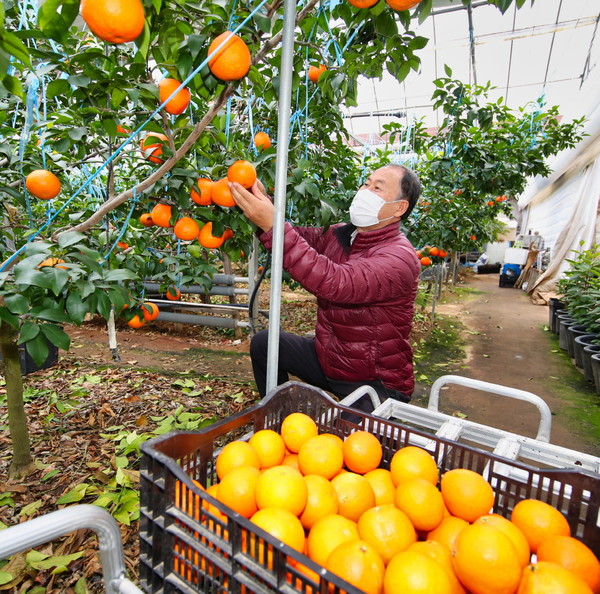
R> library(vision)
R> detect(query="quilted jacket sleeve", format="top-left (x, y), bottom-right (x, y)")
top-left (260, 222), bottom-right (417, 304)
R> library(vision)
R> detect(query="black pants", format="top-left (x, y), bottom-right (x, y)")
top-left (250, 329), bottom-right (410, 413)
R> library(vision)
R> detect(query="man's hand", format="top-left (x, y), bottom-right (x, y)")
top-left (229, 180), bottom-right (275, 232)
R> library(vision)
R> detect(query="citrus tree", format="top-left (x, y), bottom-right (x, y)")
top-left (2, 0), bottom-right (536, 478)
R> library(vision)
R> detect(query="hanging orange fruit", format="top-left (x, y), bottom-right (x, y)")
top-left (158, 78), bottom-right (191, 115)
top-left (208, 32), bottom-right (251, 81)
top-left (80, 0), bottom-right (145, 44)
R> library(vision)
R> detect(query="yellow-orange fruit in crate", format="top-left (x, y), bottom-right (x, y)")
top-left (215, 440), bottom-right (260, 480)
top-left (394, 477), bottom-right (445, 532)
top-left (255, 465), bottom-right (307, 516)
top-left (298, 434), bottom-right (344, 479)
top-left (357, 504), bottom-right (417, 565)
top-left (390, 445), bottom-right (439, 486)
top-left (475, 514), bottom-right (530, 568)
top-left (427, 516), bottom-right (468, 552)
top-left (325, 540), bottom-right (385, 594)
top-left (342, 430), bottom-right (383, 474)
top-left (384, 549), bottom-right (454, 594)
top-left (537, 535), bottom-right (600, 593)
top-left (408, 540), bottom-right (466, 594)
top-left (440, 468), bottom-right (494, 523)
top-left (451, 523), bottom-right (522, 594)
top-left (280, 412), bottom-right (318, 453)
top-left (518, 561), bottom-right (593, 594)
top-left (216, 465), bottom-right (259, 519)
top-left (331, 472), bottom-right (376, 522)
top-left (307, 514), bottom-right (360, 567)
top-left (364, 468), bottom-right (396, 506)
top-left (299, 474), bottom-right (339, 531)
top-left (248, 429), bottom-right (286, 469)
top-left (510, 498), bottom-right (571, 554)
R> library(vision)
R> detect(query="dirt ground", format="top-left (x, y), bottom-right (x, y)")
top-left (65, 273), bottom-right (600, 457)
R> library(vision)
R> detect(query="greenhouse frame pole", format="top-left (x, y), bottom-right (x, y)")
top-left (265, 0), bottom-right (297, 394)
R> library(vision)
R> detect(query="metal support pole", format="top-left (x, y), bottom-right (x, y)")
top-left (265, 0), bottom-right (297, 394)
top-left (0, 505), bottom-right (142, 594)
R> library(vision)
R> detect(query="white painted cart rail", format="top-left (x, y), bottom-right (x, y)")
top-left (0, 505), bottom-right (142, 594)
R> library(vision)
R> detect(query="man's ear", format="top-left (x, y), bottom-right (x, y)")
top-left (395, 199), bottom-right (409, 219)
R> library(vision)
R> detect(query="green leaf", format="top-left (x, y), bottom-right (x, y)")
top-left (46, 78), bottom-right (70, 99)
top-left (1, 74), bottom-right (24, 99)
top-left (23, 333), bottom-right (50, 366)
top-left (0, 571), bottom-right (13, 586)
top-left (18, 321), bottom-right (40, 344)
top-left (19, 499), bottom-right (43, 516)
top-left (58, 231), bottom-right (86, 249)
top-left (56, 483), bottom-right (89, 505)
top-left (31, 306), bottom-right (71, 323)
top-left (0, 308), bottom-right (19, 329)
top-left (26, 550), bottom-right (84, 573)
top-left (0, 30), bottom-right (31, 66)
top-left (3, 293), bottom-right (28, 315)
top-left (66, 293), bottom-right (88, 325)
top-left (37, 0), bottom-right (79, 43)
top-left (103, 269), bottom-right (138, 282)
top-left (40, 323), bottom-right (70, 350)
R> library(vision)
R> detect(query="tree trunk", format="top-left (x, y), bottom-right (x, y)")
top-left (0, 319), bottom-right (35, 479)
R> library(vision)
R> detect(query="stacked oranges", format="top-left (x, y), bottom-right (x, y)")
top-left (174, 413), bottom-right (600, 594)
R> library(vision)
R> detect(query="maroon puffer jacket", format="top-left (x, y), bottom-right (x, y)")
top-left (259, 221), bottom-right (420, 396)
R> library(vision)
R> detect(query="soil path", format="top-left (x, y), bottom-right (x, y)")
top-left (433, 273), bottom-right (599, 456)
top-left (65, 273), bottom-right (599, 457)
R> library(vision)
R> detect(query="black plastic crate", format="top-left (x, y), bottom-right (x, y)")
top-left (139, 382), bottom-right (600, 593)
top-left (0, 341), bottom-right (58, 375)
top-left (499, 273), bottom-right (518, 288)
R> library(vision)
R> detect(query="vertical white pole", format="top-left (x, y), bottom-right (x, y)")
top-left (265, 0), bottom-right (297, 394)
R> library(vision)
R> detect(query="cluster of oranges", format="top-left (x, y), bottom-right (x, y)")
top-left (136, 158), bottom-right (259, 250)
top-left (174, 412), bottom-right (600, 594)
top-left (487, 195), bottom-right (508, 207)
top-left (416, 246), bottom-right (448, 267)
top-left (126, 287), bottom-right (181, 328)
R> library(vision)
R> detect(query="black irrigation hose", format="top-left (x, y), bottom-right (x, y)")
top-left (248, 252), bottom-right (271, 334)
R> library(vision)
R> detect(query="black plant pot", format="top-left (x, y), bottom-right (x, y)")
top-left (592, 353), bottom-right (600, 396)
top-left (0, 341), bottom-right (58, 375)
top-left (574, 334), bottom-right (599, 370)
top-left (566, 324), bottom-right (591, 360)
top-left (549, 298), bottom-right (565, 334)
top-left (583, 344), bottom-right (600, 384)
top-left (557, 315), bottom-right (576, 351)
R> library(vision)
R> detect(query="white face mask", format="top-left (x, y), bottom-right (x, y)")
top-left (349, 188), bottom-right (402, 228)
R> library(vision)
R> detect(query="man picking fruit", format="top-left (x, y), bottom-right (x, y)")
top-left (229, 165), bottom-right (421, 412)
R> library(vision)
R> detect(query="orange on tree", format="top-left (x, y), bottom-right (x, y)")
top-left (215, 440), bottom-right (260, 480)
top-left (357, 504), bottom-right (417, 565)
top-left (299, 474), bottom-right (339, 531)
top-left (325, 540), bottom-right (385, 594)
top-left (254, 132), bottom-right (271, 150)
top-left (25, 169), bottom-right (61, 200)
top-left (363, 468), bottom-right (396, 506)
top-left (510, 499), bottom-right (571, 554)
top-left (140, 133), bottom-right (169, 164)
top-left (198, 222), bottom-right (226, 249)
top-left (39, 257), bottom-right (67, 269)
top-left (158, 78), bottom-right (191, 115)
top-left (307, 514), bottom-right (360, 567)
top-left (127, 314), bottom-right (145, 329)
top-left (342, 430), bottom-right (383, 474)
top-left (426, 515), bottom-right (468, 552)
top-left (280, 412), bottom-right (318, 453)
top-left (248, 429), bottom-right (286, 469)
top-left (470, 234), bottom-right (477, 240)
top-left (298, 434), bottom-right (344, 479)
top-left (227, 160), bottom-right (257, 189)
top-left (347, 0), bottom-right (379, 8)
top-left (438, 248), bottom-right (448, 258)
top-left (208, 32), bottom-right (251, 81)
top-left (440, 468), bottom-right (494, 522)
top-left (331, 471), bottom-right (376, 522)
top-left (475, 514), bottom-right (530, 568)
top-left (428, 246), bottom-right (439, 257)
top-left (537, 535), bottom-right (600, 593)
top-left (80, 0), bottom-right (145, 44)
top-left (150, 203), bottom-right (172, 227)
top-left (116, 124), bottom-right (130, 134)
top-left (383, 549), bottom-right (454, 594)
top-left (394, 477), bottom-right (445, 532)
top-left (174, 216), bottom-right (200, 241)
top-left (139, 213), bottom-right (154, 227)
top-left (384, 0), bottom-right (423, 11)
top-left (420, 256), bottom-right (432, 266)
top-left (211, 177), bottom-right (236, 207)
top-left (518, 561), bottom-right (593, 594)
top-left (166, 287), bottom-right (181, 301)
top-left (487, 200), bottom-right (495, 206)
top-left (117, 241), bottom-right (129, 249)
top-left (390, 445), bottom-right (439, 487)
top-left (255, 465), bottom-right (308, 516)
top-left (142, 302), bottom-right (159, 322)
top-left (216, 465), bottom-right (260, 519)
top-left (191, 178), bottom-right (213, 205)
top-left (308, 64), bottom-right (327, 83)
top-left (451, 523), bottom-right (522, 594)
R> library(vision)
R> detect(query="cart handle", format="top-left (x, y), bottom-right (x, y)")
top-left (428, 375), bottom-right (552, 442)
top-left (0, 505), bottom-right (142, 594)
